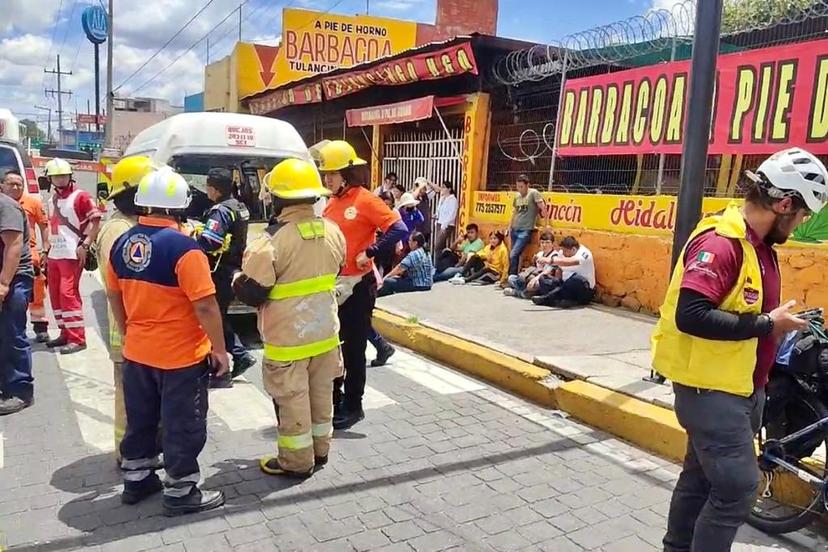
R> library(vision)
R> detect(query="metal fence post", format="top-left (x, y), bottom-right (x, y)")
top-left (547, 50), bottom-right (568, 192)
top-left (670, 0), bottom-right (723, 271)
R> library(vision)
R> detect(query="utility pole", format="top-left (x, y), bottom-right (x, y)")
top-left (34, 105), bottom-right (52, 143)
top-left (104, 0), bottom-right (114, 148)
top-left (44, 54), bottom-right (73, 148)
top-left (670, 0), bottom-right (723, 271)
top-left (238, 4), bottom-right (242, 41)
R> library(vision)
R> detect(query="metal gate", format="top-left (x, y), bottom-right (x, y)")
top-left (382, 127), bottom-right (464, 249)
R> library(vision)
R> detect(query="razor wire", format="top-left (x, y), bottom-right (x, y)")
top-left (493, 0), bottom-right (828, 86)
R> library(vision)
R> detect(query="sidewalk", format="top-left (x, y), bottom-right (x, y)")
top-left (376, 284), bottom-right (674, 409)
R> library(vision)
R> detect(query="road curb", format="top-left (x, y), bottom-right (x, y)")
top-left (374, 307), bottom-right (823, 513)
top-left (372, 309), bottom-right (558, 408)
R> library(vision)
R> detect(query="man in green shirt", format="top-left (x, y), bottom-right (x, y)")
top-left (434, 223), bottom-right (485, 282)
top-left (509, 175), bottom-right (547, 276)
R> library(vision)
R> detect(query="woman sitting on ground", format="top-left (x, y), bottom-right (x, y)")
top-left (505, 231), bottom-right (561, 299)
top-left (449, 231), bottom-right (509, 286)
top-left (378, 232), bottom-right (434, 297)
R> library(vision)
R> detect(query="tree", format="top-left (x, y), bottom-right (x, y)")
top-left (19, 119), bottom-right (46, 142)
top-left (721, 0), bottom-right (820, 34)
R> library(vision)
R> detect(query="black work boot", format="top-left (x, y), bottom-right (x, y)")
top-left (208, 373), bottom-right (233, 389)
top-left (46, 336), bottom-right (68, 349)
top-left (121, 474), bottom-right (163, 505)
top-left (371, 343), bottom-right (396, 367)
top-left (231, 353), bottom-right (256, 379)
top-left (33, 323), bottom-right (50, 343)
top-left (162, 486), bottom-right (225, 517)
top-left (259, 457), bottom-right (314, 478)
top-left (333, 407), bottom-right (365, 431)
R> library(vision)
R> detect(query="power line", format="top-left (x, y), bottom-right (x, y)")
top-left (115, 0), bottom-right (219, 91)
top-left (129, 2), bottom-right (251, 95)
top-left (41, 0), bottom-right (66, 102)
top-left (58, 0), bottom-right (80, 57)
top-left (207, 0), bottom-right (278, 58)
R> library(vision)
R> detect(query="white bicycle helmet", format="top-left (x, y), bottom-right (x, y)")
top-left (135, 167), bottom-right (192, 211)
top-left (746, 148), bottom-right (828, 213)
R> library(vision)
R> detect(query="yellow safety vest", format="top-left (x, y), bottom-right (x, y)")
top-left (263, 219), bottom-right (340, 363)
top-left (651, 202), bottom-right (768, 397)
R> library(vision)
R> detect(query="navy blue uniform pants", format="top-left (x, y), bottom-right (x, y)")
top-left (0, 276), bottom-right (34, 400)
top-left (120, 359), bottom-right (210, 495)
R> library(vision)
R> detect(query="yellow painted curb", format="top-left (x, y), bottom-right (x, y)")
top-left (372, 310), bottom-right (558, 408)
top-left (554, 379), bottom-right (687, 461)
top-left (375, 307), bottom-right (824, 514)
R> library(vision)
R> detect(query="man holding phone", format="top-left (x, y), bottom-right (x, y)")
top-left (652, 148), bottom-right (828, 552)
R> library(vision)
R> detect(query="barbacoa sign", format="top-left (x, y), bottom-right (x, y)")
top-left (557, 38), bottom-right (828, 156)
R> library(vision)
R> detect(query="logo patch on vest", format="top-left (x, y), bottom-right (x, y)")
top-left (344, 206), bottom-right (358, 220)
top-left (123, 234), bottom-right (152, 272)
top-left (743, 287), bottom-right (760, 305)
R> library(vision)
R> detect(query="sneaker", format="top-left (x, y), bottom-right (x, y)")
top-left (451, 277), bottom-right (467, 286)
top-left (231, 353), bottom-right (256, 379)
top-left (46, 336), bottom-right (68, 349)
top-left (259, 457), bottom-right (314, 478)
top-left (162, 487), bottom-right (225, 517)
top-left (503, 288), bottom-right (517, 297)
top-left (0, 396), bottom-right (33, 416)
top-left (333, 407), bottom-right (365, 431)
top-left (121, 474), bottom-right (163, 505)
top-left (371, 344), bottom-right (396, 367)
top-left (60, 343), bottom-right (87, 355)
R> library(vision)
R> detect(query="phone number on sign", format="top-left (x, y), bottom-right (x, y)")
top-left (474, 202), bottom-right (507, 215)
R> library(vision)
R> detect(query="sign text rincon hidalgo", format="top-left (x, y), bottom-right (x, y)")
top-left (556, 38), bottom-right (828, 156)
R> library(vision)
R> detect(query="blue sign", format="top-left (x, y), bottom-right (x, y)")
top-left (82, 6), bottom-right (108, 44)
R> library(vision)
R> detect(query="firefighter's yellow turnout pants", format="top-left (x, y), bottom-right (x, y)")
top-left (263, 348), bottom-right (342, 473)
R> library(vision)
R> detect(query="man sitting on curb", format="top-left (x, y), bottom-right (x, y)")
top-left (532, 236), bottom-right (595, 308)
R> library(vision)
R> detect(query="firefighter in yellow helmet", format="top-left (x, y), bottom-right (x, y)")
top-left (233, 158), bottom-right (346, 477)
top-left (96, 156), bottom-right (156, 456)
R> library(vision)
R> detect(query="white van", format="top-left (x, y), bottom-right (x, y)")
top-left (123, 112), bottom-right (313, 222)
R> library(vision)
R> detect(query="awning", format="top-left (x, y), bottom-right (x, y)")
top-left (345, 95), bottom-right (467, 127)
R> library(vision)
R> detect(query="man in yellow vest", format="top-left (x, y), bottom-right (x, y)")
top-left (96, 156), bottom-right (156, 456)
top-left (652, 148), bottom-right (828, 552)
top-left (233, 159), bottom-right (345, 477)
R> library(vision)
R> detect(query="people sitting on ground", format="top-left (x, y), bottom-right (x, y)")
top-left (531, 236), bottom-right (596, 308)
top-left (378, 232), bottom-right (434, 297)
top-left (504, 231), bottom-right (561, 299)
top-left (449, 230), bottom-right (509, 286)
top-left (434, 223), bottom-right (485, 282)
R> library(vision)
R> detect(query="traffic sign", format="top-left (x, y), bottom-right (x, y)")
top-left (82, 6), bottom-right (108, 44)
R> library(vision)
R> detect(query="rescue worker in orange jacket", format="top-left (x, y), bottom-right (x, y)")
top-left (317, 141), bottom-right (407, 431)
top-left (234, 159), bottom-right (346, 477)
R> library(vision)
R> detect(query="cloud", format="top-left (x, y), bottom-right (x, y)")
top-left (1, 0), bottom-right (63, 35)
top-left (0, 34), bottom-right (52, 66)
top-left (375, 0), bottom-right (424, 10)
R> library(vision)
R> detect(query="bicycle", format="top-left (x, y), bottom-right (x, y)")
top-left (748, 308), bottom-right (828, 534)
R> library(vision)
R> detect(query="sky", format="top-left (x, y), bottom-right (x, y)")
top-left (0, 0), bottom-right (671, 135)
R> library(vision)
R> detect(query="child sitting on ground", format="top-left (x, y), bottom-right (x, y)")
top-left (505, 231), bottom-right (561, 299)
top-left (449, 231), bottom-right (509, 286)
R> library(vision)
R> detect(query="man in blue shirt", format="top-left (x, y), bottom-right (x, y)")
top-left (378, 232), bottom-right (433, 296)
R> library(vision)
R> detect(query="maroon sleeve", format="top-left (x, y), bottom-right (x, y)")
top-left (74, 191), bottom-right (101, 225)
top-left (680, 231), bottom-right (742, 304)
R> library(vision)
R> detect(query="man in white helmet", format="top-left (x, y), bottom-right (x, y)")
top-left (106, 168), bottom-right (228, 516)
top-left (44, 158), bottom-right (101, 354)
top-left (653, 147), bottom-right (828, 552)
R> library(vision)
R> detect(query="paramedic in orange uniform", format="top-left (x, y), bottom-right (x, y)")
top-left (318, 141), bottom-right (408, 431)
top-left (0, 171), bottom-right (49, 341)
top-left (107, 168), bottom-right (228, 516)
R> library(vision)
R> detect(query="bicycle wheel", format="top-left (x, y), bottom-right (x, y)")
top-left (748, 393), bottom-right (828, 535)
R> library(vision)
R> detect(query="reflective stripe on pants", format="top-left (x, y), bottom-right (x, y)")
top-left (47, 258), bottom-right (86, 344)
top-left (262, 348), bottom-right (342, 473)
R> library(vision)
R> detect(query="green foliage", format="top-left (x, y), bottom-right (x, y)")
top-left (792, 208), bottom-right (828, 243)
top-left (19, 119), bottom-right (45, 141)
top-left (721, 0), bottom-right (819, 34)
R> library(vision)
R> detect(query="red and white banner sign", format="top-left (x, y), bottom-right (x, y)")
top-left (346, 96), bottom-right (435, 127)
top-left (557, 38), bottom-right (828, 156)
top-left (76, 114), bottom-right (106, 125)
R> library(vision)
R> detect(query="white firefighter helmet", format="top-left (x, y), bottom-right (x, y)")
top-left (135, 168), bottom-right (191, 211)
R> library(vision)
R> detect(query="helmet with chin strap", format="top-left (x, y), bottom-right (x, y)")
top-left (746, 148), bottom-right (828, 214)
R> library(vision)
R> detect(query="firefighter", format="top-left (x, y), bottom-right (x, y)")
top-left (107, 168), bottom-right (227, 516)
top-left (1, 170), bottom-right (49, 342)
top-left (96, 156), bottom-right (156, 455)
top-left (44, 158), bottom-right (102, 354)
top-left (317, 141), bottom-right (408, 430)
top-left (233, 158), bottom-right (345, 477)
top-left (195, 168), bottom-right (255, 387)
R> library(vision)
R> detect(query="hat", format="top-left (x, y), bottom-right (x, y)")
top-left (398, 192), bottom-right (419, 208)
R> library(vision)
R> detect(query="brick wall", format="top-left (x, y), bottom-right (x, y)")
top-left (417, 0), bottom-right (499, 44)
